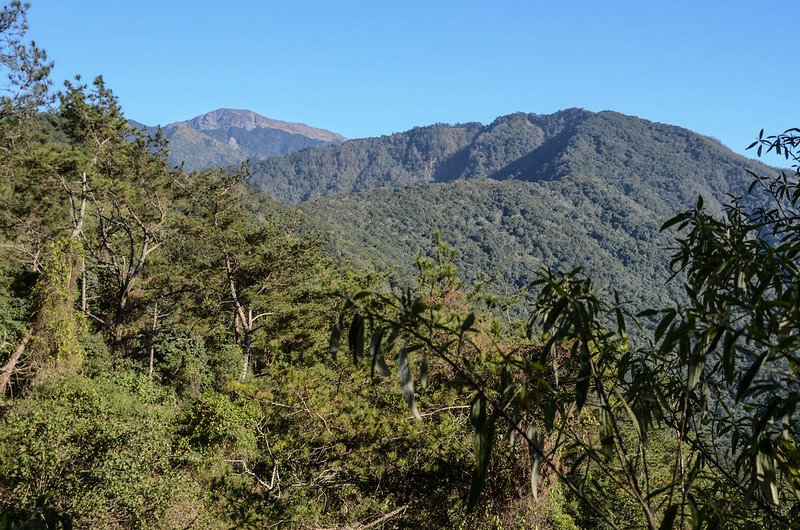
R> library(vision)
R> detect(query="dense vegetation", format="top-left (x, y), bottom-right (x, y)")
top-left (0, 2), bottom-right (798, 529)
top-left (249, 108), bottom-right (768, 204)
top-left (0, 5), bottom-right (544, 527)
top-left (293, 111), bottom-right (771, 311)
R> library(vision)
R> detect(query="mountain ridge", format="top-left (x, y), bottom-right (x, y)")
top-left (182, 108), bottom-right (346, 143)
top-left (132, 108), bottom-right (346, 170)
top-left (240, 108), bottom-right (775, 311)
top-left (247, 108), bottom-right (762, 204)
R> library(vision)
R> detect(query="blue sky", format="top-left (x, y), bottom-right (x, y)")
top-left (27, 1), bottom-right (794, 158)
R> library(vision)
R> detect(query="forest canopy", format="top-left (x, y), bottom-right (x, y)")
top-left (0, 2), bottom-right (798, 529)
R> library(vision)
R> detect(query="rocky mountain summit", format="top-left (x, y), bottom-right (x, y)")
top-left (133, 108), bottom-right (346, 170)
top-left (184, 108), bottom-right (345, 143)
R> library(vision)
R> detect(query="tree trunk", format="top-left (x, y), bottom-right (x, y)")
top-left (80, 257), bottom-right (87, 313)
top-left (0, 334), bottom-right (30, 395)
top-left (240, 332), bottom-right (251, 380)
top-left (225, 256), bottom-right (254, 380)
top-left (148, 302), bottom-right (158, 378)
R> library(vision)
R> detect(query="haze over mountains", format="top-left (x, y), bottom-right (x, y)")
top-left (131, 108), bottom-right (346, 170)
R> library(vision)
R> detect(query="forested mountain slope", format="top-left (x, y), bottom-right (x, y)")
top-left (3, 3), bottom-right (797, 527)
top-left (252, 109), bottom-right (763, 206)
top-left (302, 179), bottom-right (680, 310)
top-left (247, 109), bottom-right (773, 307)
top-left (249, 109), bottom-right (593, 203)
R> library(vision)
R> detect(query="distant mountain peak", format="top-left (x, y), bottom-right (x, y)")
top-left (179, 108), bottom-right (346, 143)
top-left (131, 109), bottom-right (348, 170)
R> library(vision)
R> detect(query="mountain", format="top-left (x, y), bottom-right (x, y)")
top-left (246, 109), bottom-right (774, 309)
top-left (131, 109), bottom-right (346, 170)
top-left (248, 109), bottom-right (599, 203)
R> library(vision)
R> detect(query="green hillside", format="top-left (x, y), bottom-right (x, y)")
top-left (302, 179), bottom-right (680, 310)
top-left (3, 3), bottom-right (798, 528)
top-left (249, 110), bottom-right (773, 308)
top-left (248, 109), bottom-right (603, 203)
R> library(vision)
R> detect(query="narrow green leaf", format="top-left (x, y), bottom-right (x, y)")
top-left (756, 438), bottom-right (779, 505)
top-left (385, 327), bottom-right (400, 353)
top-left (655, 310), bottom-right (676, 343)
top-left (688, 355), bottom-right (704, 389)
top-left (329, 314), bottom-right (343, 360)
top-left (575, 345), bottom-right (590, 411)
top-left (599, 406), bottom-right (614, 458)
top-left (543, 298), bottom-right (568, 332)
top-left (614, 389), bottom-right (642, 441)
top-left (543, 398), bottom-right (557, 431)
top-left (614, 306), bottom-right (626, 337)
top-left (348, 313), bottom-right (365, 364)
top-left (687, 496), bottom-right (701, 529)
top-left (678, 333), bottom-right (691, 363)
top-left (470, 393), bottom-right (486, 428)
top-left (527, 425), bottom-right (542, 500)
top-left (551, 343), bottom-right (559, 387)
top-left (500, 367), bottom-right (512, 399)
top-left (467, 394), bottom-right (492, 512)
top-left (636, 308), bottom-right (660, 318)
top-left (507, 413), bottom-right (518, 446)
top-left (369, 327), bottom-right (389, 378)
top-left (736, 351), bottom-right (768, 402)
top-left (722, 331), bottom-right (737, 385)
top-left (398, 347), bottom-right (421, 420)
top-left (660, 212), bottom-right (691, 232)
top-left (736, 270), bottom-right (747, 293)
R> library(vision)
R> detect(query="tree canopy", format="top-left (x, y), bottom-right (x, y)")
top-left (0, 2), bottom-right (797, 528)
top-left (332, 128), bottom-right (800, 528)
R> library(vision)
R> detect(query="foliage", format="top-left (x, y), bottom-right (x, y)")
top-left (1, 4), bottom-right (797, 527)
top-left (0, 0), bottom-right (52, 121)
top-left (331, 129), bottom-right (800, 528)
top-left (299, 110), bottom-right (774, 314)
top-left (27, 237), bottom-right (86, 369)
top-left (250, 119), bottom-right (484, 202)
top-left (0, 372), bottom-right (218, 529)
top-left (159, 166), bottom-right (342, 380)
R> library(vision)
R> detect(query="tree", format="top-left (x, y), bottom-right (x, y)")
top-left (58, 77), bottom-right (175, 341)
top-left (0, 72), bottom-right (184, 392)
top-left (170, 168), bottom-right (335, 380)
top-left (0, 0), bottom-right (52, 124)
top-left (334, 129), bottom-right (800, 528)
top-left (0, 0), bottom-right (81, 394)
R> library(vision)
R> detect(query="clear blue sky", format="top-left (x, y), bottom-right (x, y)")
top-left (27, 0), bottom-right (795, 158)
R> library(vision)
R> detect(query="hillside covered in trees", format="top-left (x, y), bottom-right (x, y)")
top-left (248, 110), bottom-right (775, 311)
top-left (1, 2), bottom-right (798, 529)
